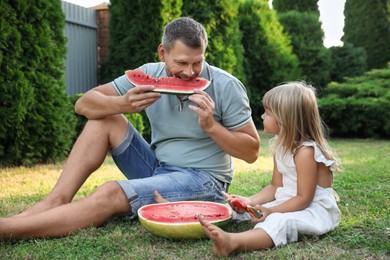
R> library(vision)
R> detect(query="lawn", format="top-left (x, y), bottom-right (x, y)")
top-left (0, 132), bottom-right (389, 259)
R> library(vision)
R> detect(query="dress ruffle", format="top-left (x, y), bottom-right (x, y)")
top-left (300, 141), bottom-right (335, 174)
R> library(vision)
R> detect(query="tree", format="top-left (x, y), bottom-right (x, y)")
top-left (0, 0), bottom-right (76, 166)
top-left (238, 0), bottom-right (301, 125)
top-left (277, 11), bottom-right (331, 87)
top-left (329, 43), bottom-right (367, 82)
top-left (273, 0), bottom-right (319, 13)
top-left (272, 0), bottom-right (332, 87)
top-left (102, 0), bottom-right (182, 82)
top-left (182, 0), bottom-right (246, 84)
top-left (342, 0), bottom-right (390, 69)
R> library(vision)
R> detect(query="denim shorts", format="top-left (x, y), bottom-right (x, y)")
top-left (111, 123), bottom-right (226, 217)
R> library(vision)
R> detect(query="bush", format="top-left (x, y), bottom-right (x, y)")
top-left (70, 94), bottom-right (145, 142)
top-left (277, 11), bottom-right (332, 87)
top-left (182, 0), bottom-right (246, 84)
top-left (124, 113), bottom-right (145, 136)
top-left (0, 0), bottom-right (77, 167)
top-left (238, 0), bottom-right (300, 126)
top-left (329, 43), bottom-right (367, 82)
top-left (102, 0), bottom-right (181, 83)
top-left (319, 64), bottom-right (390, 138)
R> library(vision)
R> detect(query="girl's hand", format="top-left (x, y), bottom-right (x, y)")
top-left (223, 192), bottom-right (252, 214)
top-left (249, 205), bottom-right (272, 224)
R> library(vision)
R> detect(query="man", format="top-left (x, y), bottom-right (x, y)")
top-left (0, 17), bottom-right (260, 238)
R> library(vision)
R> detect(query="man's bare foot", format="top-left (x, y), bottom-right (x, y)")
top-left (153, 191), bottom-right (169, 203)
top-left (199, 214), bottom-right (235, 257)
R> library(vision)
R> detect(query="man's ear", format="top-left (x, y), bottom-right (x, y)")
top-left (158, 44), bottom-right (165, 62)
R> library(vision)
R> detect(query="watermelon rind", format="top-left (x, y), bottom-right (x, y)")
top-left (138, 201), bottom-right (232, 239)
top-left (125, 69), bottom-right (211, 95)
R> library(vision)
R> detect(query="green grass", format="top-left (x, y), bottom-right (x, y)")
top-left (1, 132), bottom-right (389, 259)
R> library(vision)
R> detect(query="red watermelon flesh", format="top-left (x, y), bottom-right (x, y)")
top-left (138, 201), bottom-right (232, 239)
top-left (230, 197), bottom-right (263, 218)
top-left (125, 69), bottom-right (210, 95)
top-left (230, 197), bottom-right (248, 211)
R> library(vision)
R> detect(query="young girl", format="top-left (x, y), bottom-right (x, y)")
top-left (199, 81), bottom-right (341, 257)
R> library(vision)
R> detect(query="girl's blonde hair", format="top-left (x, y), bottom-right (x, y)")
top-left (262, 81), bottom-right (338, 168)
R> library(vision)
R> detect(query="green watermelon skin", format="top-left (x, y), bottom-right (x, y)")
top-left (138, 201), bottom-right (232, 239)
top-left (125, 69), bottom-right (210, 95)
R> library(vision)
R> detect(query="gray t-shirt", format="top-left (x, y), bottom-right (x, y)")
top-left (112, 62), bottom-right (252, 183)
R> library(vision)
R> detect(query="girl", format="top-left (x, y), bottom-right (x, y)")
top-left (199, 81), bottom-right (341, 257)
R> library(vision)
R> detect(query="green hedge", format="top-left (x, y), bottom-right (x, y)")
top-left (319, 64), bottom-right (390, 138)
top-left (329, 43), bottom-right (367, 82)
top-left (0, 0), bottom-right (77, 167)
top-left (70, 94), bottom-right (145, 143)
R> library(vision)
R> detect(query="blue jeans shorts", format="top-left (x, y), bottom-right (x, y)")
top-left (111, 123), bottom-right (227, 217)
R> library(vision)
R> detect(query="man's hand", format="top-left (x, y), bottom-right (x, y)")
top-left (188, 89), bottom-right (215, 131)
top-left (121, 85), bottom-right (161, 113)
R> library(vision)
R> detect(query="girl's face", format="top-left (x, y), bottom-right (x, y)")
top-left (261, 110), bottom-right (280, 134)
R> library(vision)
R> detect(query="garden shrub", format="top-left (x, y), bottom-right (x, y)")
top-left (329, 43), bottom-right (367, 82)
top-left (238, 0), bottom-right (301, 127)
top-left (319, 64), bottom-right (390, 138)
top-left (277, 11), bottom-right (332, 88)
top-left (0, 0), bottom-right (77, 167)
top-left (70, 94), bottom-right (145, 143)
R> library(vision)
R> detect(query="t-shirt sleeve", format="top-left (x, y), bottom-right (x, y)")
top-left (219, 79), bottom-right (252, 130)
top-left (111, 74), bottom-right (134, 96)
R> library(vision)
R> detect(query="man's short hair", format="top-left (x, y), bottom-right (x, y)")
top-left (162, 17), bottom-right (208, 51)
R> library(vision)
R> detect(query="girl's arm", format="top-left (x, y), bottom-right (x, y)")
top-left (264, 146), bottom-right (318, 214)
top-left (248, 157), bottom-right (283, 205)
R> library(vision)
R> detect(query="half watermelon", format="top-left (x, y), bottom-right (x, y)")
top-left (138, 201), bottom-right (232, 239)
top-left (125, 69), bottom-right (210, 95)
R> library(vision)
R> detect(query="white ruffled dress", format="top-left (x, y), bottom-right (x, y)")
top-left (236, 141), bottom-right (341, 247)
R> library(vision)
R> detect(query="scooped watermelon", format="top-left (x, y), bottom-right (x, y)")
top-left (125, 69), bottom-right (210, 95)
top-left (138, 201), bottom-right (232, 239)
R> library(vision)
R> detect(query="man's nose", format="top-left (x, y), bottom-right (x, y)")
top-left (183, 66), bottom-right (195, 78)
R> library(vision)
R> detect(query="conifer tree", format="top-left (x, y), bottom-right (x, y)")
top-left (182, 0), bottom-right (246, 84)
top-left (102, 0), bottom-right (182, 81)
top-left (238, 0), bottom-right (300, 125)
top-left (342, 0), bottom-right (390, 69)
top-left (0, 0), bottom-right (76, 166)
top-left (273, 0), bottom-right (332, 87)
top-left (273, 0), bottom-right (319, 13)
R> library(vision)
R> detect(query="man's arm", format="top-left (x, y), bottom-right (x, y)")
top-left (204, 120), bottom-right (260, 163)
top-left (189, 89), bottom-right (260, 163)
top-left (75, 83), bottom-right (160, 120)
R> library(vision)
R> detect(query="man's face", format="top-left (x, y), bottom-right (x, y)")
top-left (158, 40), bottom-right (205, 79)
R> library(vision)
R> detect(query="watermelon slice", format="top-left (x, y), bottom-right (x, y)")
top-left (138, 201), bottom-right (232, 239)
top-left (125, 69), bottom-right (210, 95)
top-left (229, 197), bottom-right (263, 218)
top-left (230, 197), bottom-right (248, 211)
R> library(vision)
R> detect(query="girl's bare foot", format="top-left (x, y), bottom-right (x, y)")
top-left (199, 214), bottom-right (235, 257)
top-left (153, 191), bottom-right (169, 203)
